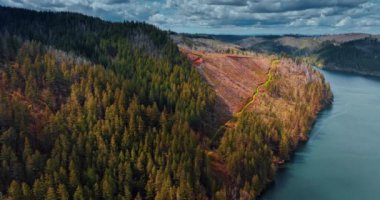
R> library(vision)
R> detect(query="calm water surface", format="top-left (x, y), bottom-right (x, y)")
top-left (261, 69), bottom-right (380, 200)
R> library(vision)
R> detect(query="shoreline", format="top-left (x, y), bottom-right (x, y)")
top-left (258, 78), bottom-right (334, 199)
top-left (321, 66), bottom-right (380, 79)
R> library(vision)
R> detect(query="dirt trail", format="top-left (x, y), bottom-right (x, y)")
top-left (232, 59), bottom-right (279, 120)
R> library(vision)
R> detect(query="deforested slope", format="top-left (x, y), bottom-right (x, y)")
top-left (180, 43), bottom-right (332, 199)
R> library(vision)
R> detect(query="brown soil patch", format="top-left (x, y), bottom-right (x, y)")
top-left (180, 48), bottom-right (273, 123)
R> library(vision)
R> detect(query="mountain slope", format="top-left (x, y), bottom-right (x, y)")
top-left (178, 37), bottom-right (332, 199)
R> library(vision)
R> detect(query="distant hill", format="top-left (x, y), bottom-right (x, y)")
top-left (317, 38), bottom-right (380, 75)
top-left (192, 33), bottom-right (380, 76)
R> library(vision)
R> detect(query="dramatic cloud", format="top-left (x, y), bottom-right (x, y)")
top-left (207, 0), bottom-right (248, 6)
top-left (246, 0), bottom-right (367, 13)
top-left (1, 0), bottom-right (379, 34)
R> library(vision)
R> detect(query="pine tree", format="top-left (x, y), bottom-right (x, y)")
top-left (21, 182), bottom-right (32, 200)
top-left (177, 178), bottom-right (194, 200)
top-left (33, 179), bottom-right (46, 200)
top-left (215, 187), bottom-right (227, 200)
top-left (102, 173), bottom-right (115, 200)
top-left (68, 160), bottom-right (79, 192)
top-left (155, 177), bottom-right (171, 200)
top-left (22, 138), bottom-right (32, 161)
top-left (134, 193), bottom-right (142, 200)
top-left (145, 176), bottom-right (155, 200)
top-left (45, 187), bottom-right (57, 200)
top-left (279, 133), bottom-right (290, 160)
top-left (251, 175), bottom-right (261, 195)
top-left (73, 186), bottom-right (84, 200)
top-left (25, 73), bottom-right (38, 100)
top-left (57, 184), bottom-right (69, 200)
top-left (8, 180), bottom-right (22, 200)
top-left (123, 185), bottom-right (132, 200)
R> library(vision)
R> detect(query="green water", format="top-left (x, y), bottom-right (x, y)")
top-left (261, 69), bottom-right (380, 200)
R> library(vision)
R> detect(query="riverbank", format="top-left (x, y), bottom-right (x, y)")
top-left (214, 57), bottom-right (333, 199)
top-left (257, 67), bottom-right (333, 199)
top-left (261, 69), bottom-right (380, 199)
top-left (323, 65), bottom-right (380, 78)
top-left (259, 90), bottom-right (333, 197)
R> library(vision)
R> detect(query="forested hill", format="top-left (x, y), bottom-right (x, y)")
top-left (0, 6), bottom-right (217, 200)
top-left (316, 38), bottom-right (380, 75)
top-left (0, 6), bottom-right (181, 66)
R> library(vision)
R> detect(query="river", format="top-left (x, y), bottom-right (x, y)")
top-left (261, 69), bottom-right (380, 200)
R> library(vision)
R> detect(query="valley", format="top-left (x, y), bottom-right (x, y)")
top-left (0, 4), bottom-right (379, 200)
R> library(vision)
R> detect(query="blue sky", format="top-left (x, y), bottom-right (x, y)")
top-left (1, 0), bottom-right (379, 35)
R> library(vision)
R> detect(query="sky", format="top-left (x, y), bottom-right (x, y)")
top-left (1, 0), bottom-right (379, 35)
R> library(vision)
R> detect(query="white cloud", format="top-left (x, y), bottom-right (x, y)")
top-left (149, 13), bottom-right (167, 24)
top-left (306, 18), bottom-right (319, 26)
top-left (336, 16), bottom-right (351, 27)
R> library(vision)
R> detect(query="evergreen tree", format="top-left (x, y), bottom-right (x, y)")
top-left (32, 179), bottom-right (46, 200)
top-left (21, 182), bottom-right (32, 200)
top-left (8, 181), bottom-right (22, 200)
top-left (25, 73), bottom-right (38, 100)
top-left (73, 186), bottom-right (84, 200)
top-left (102, 173), bottom-right (115, 200)
top-left (45, 187), bottom-right (57, 200)
top-left (279, 133), bottom-right (290, 160)
top-left (57, 184), bottom-right (69, 200)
